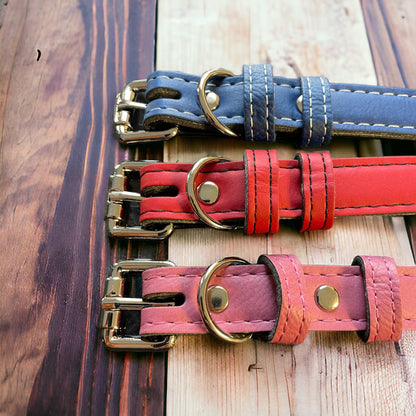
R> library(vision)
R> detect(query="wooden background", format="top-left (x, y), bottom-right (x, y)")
top-left (1, 0), bottom-right (416, 415)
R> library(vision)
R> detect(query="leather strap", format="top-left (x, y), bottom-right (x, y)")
top-left (139, 254), bottom-right (416, 344)
top-left (143, 65), bottom-right (416, 146)
top-left (139, 150), bottom-right (416, 233)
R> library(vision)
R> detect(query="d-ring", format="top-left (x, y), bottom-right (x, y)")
top-left (186, 156), bottom-right (237, 231)
top-left (197, 257), bottom-right (253, 344)
top-left (197, 68), bottom-right (238, 137)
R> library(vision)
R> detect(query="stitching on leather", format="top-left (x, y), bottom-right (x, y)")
top-left (267, 150), bottom-right (273, 233)
top-left (147, 76), bottom-right (416, 98)
top-left (142, 318), bottom-right (368, 326)
top-left (306, 153), bottom-right (313, 231)
top-left (335, 202), bottom-right (416, 209)
top-left (320, 77), bottom-right (328, 145)
top-left (140, 209), bottom-right (245, 215)
top-left (147, 75), bottom-right (241, 87)
top-left (272, 257), bottom-right (292, 343)
top-left (140, 167), bottom-right (245, 178)
top-left (287, 255), bottom-right (307, 343)
top-left (315, 318), bottom-right (367, 323)
top-left (322, 153), bottom-right (329, 229)
top-left (331, 87), bottom-right (416, 98)
top-left (147, 106), bottom-right (303, 123)
top-left (334, 162), bottom-right (416, 168)
top-left (147, 74), bottom-right (302, 89)
top-left (264, 64), bottom-right (270, 142)
top-left (306, 77), bottom-right (313, 146)
top-left (249, 66), bottom-right (254, 140)
top-left (144, 271), bottom-right (364, 280)
top-left (143, 271), bottom-right (272, 281)
top-left (253, 150), bottom-right (258, 232)
top-left (142, 319), bottom-right (276, 326)
top-left (383, 258), bottom-right (397, 340)
top-left (333, 121), bottom-right (415, 129)
top-left (368, 257), bottom-right (380, 341)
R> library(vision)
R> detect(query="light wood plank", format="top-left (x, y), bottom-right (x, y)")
top-left (157, 1), bottom-right (416, 414)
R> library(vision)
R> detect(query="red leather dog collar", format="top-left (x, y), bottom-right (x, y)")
top-left (138, 254), bottom-right (415, 345)
top-left (136, 150), bottom-right (416, 234)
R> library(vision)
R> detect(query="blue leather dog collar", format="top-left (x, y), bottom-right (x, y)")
top-left (115, 64), bottom-right (416, 147)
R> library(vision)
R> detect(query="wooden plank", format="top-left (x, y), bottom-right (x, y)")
top-left (157, 0), bottom-right (416, 414)
top-left (0, 1), bottom-right (167, 415)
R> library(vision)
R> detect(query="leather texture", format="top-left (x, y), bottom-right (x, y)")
top-left (139, 254), bottom-right (416, 344)
top-left (143, 65), bottom-right (416, 146)
top-left (139, 150), bottom-right (416, 233)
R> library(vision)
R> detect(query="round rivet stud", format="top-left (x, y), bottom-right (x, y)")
top-left (296, 95), bottom-right (303, 113)
top-left (197, 181), bottom-right (219, 205)
top-left (207, 286), bottom-right (229, 313)
top-left (206, 90), bottom-right (220, 111)
top-left (315, 285), bottom-right (339, 311)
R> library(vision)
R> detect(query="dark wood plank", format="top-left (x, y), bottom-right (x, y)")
top-left (0, 1), bottom-right (166, 415)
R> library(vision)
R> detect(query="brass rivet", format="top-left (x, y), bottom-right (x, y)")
top-left (296, 95), bottom-right (303, 113)
top-left (197, 181), bottom-right (219, 205)
top-left (315, 285), bottom-right (339, 311)
top-left (206, 90), bottom-right (220, 110)
top-left (207, 286), bottom-right (229, 313)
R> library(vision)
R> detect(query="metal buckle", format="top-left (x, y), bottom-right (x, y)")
top-left (100, 259), bottom-right (177, 351)
top-left (105, 160), bottom-right (174, 239)
top-left (114, 80), bottom-right (179, 144)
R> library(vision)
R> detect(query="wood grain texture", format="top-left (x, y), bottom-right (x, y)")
top-left (157, 0), bottom-right (416, 414)
top-left (0, 1), bottom-right (167, 415)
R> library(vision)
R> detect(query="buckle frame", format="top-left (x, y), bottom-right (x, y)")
top-left (100, 259), bottom-right (177, 351)
top-left (114, 80), bottom-right (179, 144)
top-left (105, 160), bottom-right (174, 239)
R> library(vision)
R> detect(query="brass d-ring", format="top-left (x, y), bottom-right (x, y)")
top-left (186, 156), bottom-right (237, 231)
top-left (197, 68), bottom-right (238, 137)
top-left (197, 257), bottom-right (253, 344)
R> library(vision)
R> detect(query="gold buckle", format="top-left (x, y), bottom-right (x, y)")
top-left (114, 80), bottom-right (179, 144)
top-left (105, 160), bottom-right (174, 239)
top-left (100, 259), bottom-right (177, 351)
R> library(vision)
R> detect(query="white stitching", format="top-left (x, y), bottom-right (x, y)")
top-left (320, 77), bottom-right (328, 145)
top-left (264, 64), bottom-right (270, 142)
top-left (306, 77), bottom-right (313, 146)
top-left (333, 121), bottom-right (415, 129)
top-left (147, 75), bottom-right (416, 98)
top-left (249, 65), bottom-right (254, 140)
top-left (146, 108), bottom-right (414, 130)
top-left (146, 107), bottom-right (302, 123)
top-left (331, 88), bottom-right (416, 98)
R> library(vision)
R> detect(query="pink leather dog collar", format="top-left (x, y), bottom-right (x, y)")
top-left (139, 254), bottom-right (415, 345)
top-left (136, 150), bottom-right (416, 234)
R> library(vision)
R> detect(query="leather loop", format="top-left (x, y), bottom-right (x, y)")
top-left (258, 254), bottom-right (311, 344)
top-left (244, 149), bottom-right (280, 234)
top-left (299, 76), bottom-right (333, 147)
top-left (352, 256), bottom-right (403, 342)
top-left (243, 64), bottom-right (275, 142)
top-left (295, 151), bottom-right (335, 231)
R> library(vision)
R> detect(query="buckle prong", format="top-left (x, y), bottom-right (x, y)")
top-left (105, 161), bottom-right (174, 239)
top-left (100, 259), bottom-right (177, 351)
top-left (114, 79), bottom-right (179, 143)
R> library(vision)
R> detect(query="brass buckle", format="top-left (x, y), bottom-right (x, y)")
top-left (100, 259), bottom-right (177, 351)
top-left (114, 80), bottom-right (179, 144)
top-left (105, 160), bottom-right (174, 239)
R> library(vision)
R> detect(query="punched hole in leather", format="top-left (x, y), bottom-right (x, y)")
top-left (120, 172), bottom-right (178, 229)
